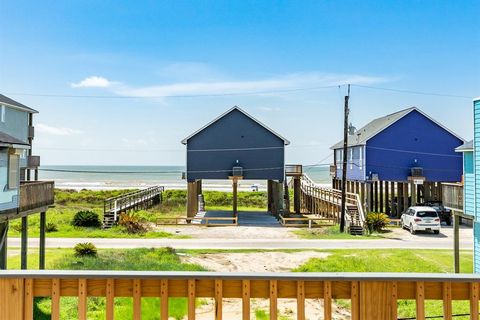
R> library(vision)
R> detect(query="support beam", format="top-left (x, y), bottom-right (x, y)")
top-left (39, 211), bottom-right (46, 270)
top-left (0, 221), bottom-right (8, 269)
top-left (232, 179), bottom-right (238, 216)
top-left (186, 182), bottom-right (198, 218)
top-left (454, 213), bottom-right (460, 273)
top-left (293, 177), bottom-right (301, 214)
top-left (267, 180), bottom-right (273, 212)
top-left (21, 216), bottom-right (28, 270)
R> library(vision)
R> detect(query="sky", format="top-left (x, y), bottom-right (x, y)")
top-left (0, 1), bottom-right (479, 166)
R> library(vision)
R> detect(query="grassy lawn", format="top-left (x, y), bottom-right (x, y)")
top-left (295, 249), bottom-right (474, 319)
top-left (292, 225), bottom-right (394, 239)
top-left (7, 189), bottom-right (268, 239)
top-left (9, 247), bottom-right (205, 320)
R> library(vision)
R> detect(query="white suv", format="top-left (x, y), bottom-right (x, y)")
top-left (401, 206), bottom-right (441, 235)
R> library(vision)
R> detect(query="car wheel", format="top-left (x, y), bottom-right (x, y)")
top-left (410, 224), bottom-right (416, 235)
top-left (434, 230), bottom-right (440, 235)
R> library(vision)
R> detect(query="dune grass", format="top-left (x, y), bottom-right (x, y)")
top-left (8, 188), bottom-right (268, 239)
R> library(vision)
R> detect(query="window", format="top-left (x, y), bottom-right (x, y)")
top-left (349, 148), bottom-right (353, 170)
top-left (1, 105), bottom-right (5, 123)
top-left (336, 149), bottom-right (343, 169)
top-left (8, 153), bottom-right (19, 189)
top-left (359, 146), bottom-right (363, 170)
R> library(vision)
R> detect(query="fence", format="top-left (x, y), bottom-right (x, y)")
top-left (2, 271), bottom-right (480, 320)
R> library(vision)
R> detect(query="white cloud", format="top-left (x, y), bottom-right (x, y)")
top-left (71, 76), bottom-right (116, 88)
top-left (112, 72), bottom-right (388, 98)
top-left (36, 123), bottom-right (83, 136)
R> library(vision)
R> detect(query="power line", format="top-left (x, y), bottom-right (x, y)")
top-left (366, 146), bottom-right (463, 158)
top-left (4, 84), bottom-right (474, 100)
top-left (352, 84), bottom-right (474, 99)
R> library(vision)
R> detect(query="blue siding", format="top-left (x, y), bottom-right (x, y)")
top-left (365, 110), bottom-right (463, 182)
top-left (186, 109), bottom-right (285, 182)
top-left (463, 151), bottom-right (475, 216)
top-left (475, 222), bottom-right (480, 273)
top-left (474, 99), bottom-right (480, 274)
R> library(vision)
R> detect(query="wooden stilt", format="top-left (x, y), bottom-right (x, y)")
top-left (384, 181), bottom-right (389, 215)
top-left (398, 182), bottom-right (404, 215)
top-left (39, 211), bottom-right (46, 270)
top-left (0, 221), bottom-right (8, 269)
top-left (374, 181), bottom-right (378, 212)
top-left (403, 183), bottom-right (409, 212)
top-left (21, 216), bottom-right (28, 270)
top-left (379, 181), bottom-right (384, 213)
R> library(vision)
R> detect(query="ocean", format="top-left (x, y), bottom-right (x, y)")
top-left (39, 165), bottom-right (332, 191)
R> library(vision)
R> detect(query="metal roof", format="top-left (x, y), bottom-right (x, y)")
top-left (0, 94), bottom-right (38, 113)
top-left (331, 107), bottom-right (464, 150)
top-left (0, 131), bottom-right (30, 149)
top-left (181, 106), bottom-right (290, 145)
top-left (455, 139), bottom-right (473, 152)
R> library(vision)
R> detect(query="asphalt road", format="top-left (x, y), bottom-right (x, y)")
top-left (7, 236), bottom-right (471, 250)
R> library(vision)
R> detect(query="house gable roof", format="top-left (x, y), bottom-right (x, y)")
top-left (455, 139), bottom-right (473, 152)
top-left (181, 106), bottom-right (290, 145)
top-left (331, 107), bottom-right (464, 150)
top-left (0, 94), bottom-right (38, 113)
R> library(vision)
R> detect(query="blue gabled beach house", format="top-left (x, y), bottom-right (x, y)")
top-left (331, 107), bottom-right (464, 216)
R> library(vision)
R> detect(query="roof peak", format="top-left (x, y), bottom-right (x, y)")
top-left (181, 106), bottom-right (290, 145)
top-left (0, 94), bottom-right (38, 113)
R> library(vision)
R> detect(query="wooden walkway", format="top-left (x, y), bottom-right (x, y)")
top-left (103, 186), bottom-right (164, 228)
top-left (295, 174), bottom-right (366, 234)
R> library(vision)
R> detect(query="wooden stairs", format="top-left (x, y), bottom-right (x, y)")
top-left (346, 205), bottom-right (364, 235)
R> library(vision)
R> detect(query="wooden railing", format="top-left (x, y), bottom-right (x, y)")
top-left (442, 182), bottom-right (464, 212)
top-left (299, 175), bottom-right (366, 231)
top-left (2, 271), bottom-right (480, 320)
top-left (19, 181), bottom-right (55, 212)
top-left (279, 214), bottom-right (336, 228)
top-left (156, 216), bottom-right (238, 226)
top-left (103, 186), bottom-right (164, 218)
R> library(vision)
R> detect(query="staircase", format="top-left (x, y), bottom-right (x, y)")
top-left (346, 205), bottom-right (364, 235)
top-left (102, 212), bottom-right (117, 229)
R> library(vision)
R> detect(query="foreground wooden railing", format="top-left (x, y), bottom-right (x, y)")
top-left (2, 271), bottom-right (480, 320)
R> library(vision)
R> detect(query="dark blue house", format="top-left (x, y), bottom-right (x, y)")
top-left (182, 106), bottom-right (289, 217)
top-left (331, 107), bottom-right (464, 183)
top-left (182, 106), bottom-right (289, 182)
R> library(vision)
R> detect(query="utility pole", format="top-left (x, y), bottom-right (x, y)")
top-left (340, 84), bottom-right (350, 233)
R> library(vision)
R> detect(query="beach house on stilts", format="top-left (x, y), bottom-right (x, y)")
top-left (181, 106), bottom-right (289, 224)
top-left (0, 94), bottom-right (54, 270)
top-left (331, 107), bottom-right (464, 217)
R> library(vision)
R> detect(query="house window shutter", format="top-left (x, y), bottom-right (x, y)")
top-left (8, 153), bottom-right (19, 189)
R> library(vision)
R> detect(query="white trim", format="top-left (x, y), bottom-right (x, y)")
top-left (0, 100), bottom-right (38, 114)
top-left (181, 106), bottom-right (290, 145)
top-left (1, 105), bottom-right (5, 123)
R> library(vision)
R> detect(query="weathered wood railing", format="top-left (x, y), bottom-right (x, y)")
top-left (156, 216), bottom-right (238, 226)
top-left (103, 186), bottom-right (164, 226)
top-left (298, 175), bottom-right (366, 231)
top-left (19, 181), bottom-right (55, 213)
top-left (442, 182), bottom-right (464, 212)
top-left (2, 271), bottom-right (480, 320)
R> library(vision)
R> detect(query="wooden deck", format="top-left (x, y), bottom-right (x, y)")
top-left (2, 270), bottom-right (480, 320)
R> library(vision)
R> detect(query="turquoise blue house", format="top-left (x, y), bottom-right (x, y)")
top-left (474, 98), bottom-right (480, 273)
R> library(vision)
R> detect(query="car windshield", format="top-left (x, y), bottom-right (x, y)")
top-left (416, 211), bottom-right (438, 218)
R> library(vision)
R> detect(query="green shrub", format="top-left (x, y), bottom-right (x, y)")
top-left (118, 213), bottom-right (147, 234)
top-left (72, 211), bottom-right (101, 228)
top-left (366, 212), bottom-right (390, 233)
top-left (74, 242), bottom-right (98, 257)
top-left (45, 223), bottom-right (58, 233)
top-left (10, 222), bottom-right (22, 233)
